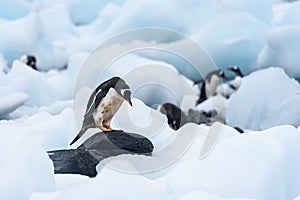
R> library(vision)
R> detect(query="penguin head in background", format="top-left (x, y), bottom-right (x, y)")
top-left (227, 66), bottom-right (243, 77)
top-left (218, 70), bottom-right (228, 80)
top-left (20, 54), bottom-right (37, 70)
top-left (114, 77), bottom-right (133, 106)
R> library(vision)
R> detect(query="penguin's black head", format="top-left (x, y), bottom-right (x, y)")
top-left (227, 66), bottom-right (243, 77)
top-left (113, 77), bottom-right (133, 106)
top-left (218, 70), bottom-right (228, 80)
top-left (20, 54), bottom-right (37, 70)
top-left (27, 55), bottom-right (37, 70)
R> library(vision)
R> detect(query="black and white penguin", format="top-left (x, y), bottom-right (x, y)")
top-left (194, 70), bottom-right (228, 105)
top-left (227, 66), bottom-right (243, 90)
top-left (20, 54), bottom-right (37, 70)
top-left (158, 103), bottom-right (188, 130)
top-left (216, 66), bottom-right (244, 98)
top-left (70, 77), bottom-right (133, 145)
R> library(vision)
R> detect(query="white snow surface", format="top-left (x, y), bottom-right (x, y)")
top-left (227, 67), bottom-right (300, 130)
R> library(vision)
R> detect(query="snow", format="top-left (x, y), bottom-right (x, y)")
top-left (0, 91), bottom-right (28, 117)
top-left (0, 0), bottom-right (31, 20)
top-left (197, 95), bottom-right (228, 121)
top-left (166, 125), bottom-right (300, 200)
top-left (0, 135), bottom-right (55, 200)
top-left (227, 67), bottom-right (300, 130)
top-left (255, 1), bottom-right (300, 77)
top-left (192, 10), bottom-right (267, 74)
top-left (180, 190), bottom-right (254, 200)
top-left (30, 123), bottom-right (300, 200)
top-left (257, 25), bottom-right (300, 77)
top-left (1, 0), bottom-right (300, 199)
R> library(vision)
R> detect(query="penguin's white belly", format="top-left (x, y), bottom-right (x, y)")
top-left (216, 83), bottom-right (235, 97)
top-left (93, 88), bottom-right (123, 125)
top-left (230, 76), bottom-right (242, 90)
top-left (206, 75), bottom-right (220, 97)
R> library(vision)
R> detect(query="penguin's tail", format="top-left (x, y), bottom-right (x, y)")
top-left (69, 128), bottom-right (86, 146)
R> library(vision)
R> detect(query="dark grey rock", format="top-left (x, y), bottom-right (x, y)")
top-left (48, 149), bottom-right (99, 178)
top-left (48, 131), bottom-right (153, 178)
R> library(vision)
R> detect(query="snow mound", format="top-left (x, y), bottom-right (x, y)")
top-left (0, 135), bottom-right (55, 200)
top-left (197, 95), bottom-right (228, 121)
top-left (53, 167), bottom-right (171, 200)
top-left (180, 190), bottom-right (254, 200)
top-left (257, 25), bottom-right (300, 78)
top-left (272, 1), bottom-right (300, 26)
top-left (227, 67), bottom-right (300, 130)
top-left (0, 91), bottom-right (28, 117)
top-left (193, 10), bottom-right (267, 74)
top-left (30, 123), bottom-right (300, 200)
top-left (1, 61), bottom-right (58, 106)
top-left (261, 94), bottom-right (300, 129)
top-left (0, 0), bottom-right (31, 20)
top-left (166, 125), bottom-right (300, 200)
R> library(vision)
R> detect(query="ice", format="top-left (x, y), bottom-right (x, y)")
top-left (1, 61), bottom-right (58, 106)
top-left (33, 123), bottom-right (300, 200)
top-left (296, 195), bottom-right (300, 200)
top-left (226, 67), bottom-right (300, 130)
top-left (192, 10), bottom-right (267, 74)
top-left (257, 25), bottom-right (300, 78)
top-left (0, 54), bottom-right (8, 74)
top-left (197, 95), bottom-right (228, 120)
top-left (1, 0), bottom-right (300, 199)
top-left (166, 125), bottom-right (300, 200)
top-left (272, 1), bottom-right (300, 26)
top-left (219, 0), bottom-right (273, 22)
top-left (180, 190), bottom-right (254, 200)
top-left (0, 135), bottom-right (55, 200)
top-left (0, 91), bottom-right (28, 117)
top-left (50, 167), bottom-right (172, 200)
top-left (0, 0), bottom-right (31, 20)
top-left (0, 12), bottom-right (38, 65)
top-left (255, 1), bottom-right (300, 77)
top-left (112, 98), bottom-right (176, 149)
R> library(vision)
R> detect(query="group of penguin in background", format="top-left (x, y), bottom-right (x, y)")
top-left (196, 67), bottom-right (243, 104)
top-left (158, 67), bottom-right (244, 131)
top-left (17, 54), bottom-right (244, 145)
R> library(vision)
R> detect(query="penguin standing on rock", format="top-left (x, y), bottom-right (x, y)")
top-left (70, 77), bottom-right (133, 145)
top-left (194, 70), bottom-right (228, 105)
top-left (20, 54), bottom-right (37, 70)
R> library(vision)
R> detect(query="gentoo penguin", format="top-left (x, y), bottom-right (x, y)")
top-left (70, 77), bottom-right (133, 145)
top-left (194, 70), bottom-right (227, 105)
top-left (20, 54), bottom-right (37, 70)
top-left (227, 66), bottom-right (243, 90)
top-left (216, 66), bottom-right (244, 98)
top-left (158, 103), bottom-right (188, 130)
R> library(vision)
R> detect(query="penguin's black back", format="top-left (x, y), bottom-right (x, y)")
top-left (196, 82), bottom-right (207, 105)
top-left (84, 77), bottom-right (123, 117)
top-left (27, 55), bottom-right (37, 70)
top-left (160, 103), bottom-right (187, 130)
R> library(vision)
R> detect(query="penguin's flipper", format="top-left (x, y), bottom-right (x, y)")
top-left (84, 88), bottom-right (110, 118)
top-left (196, 82), bottom-right (207, 106)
